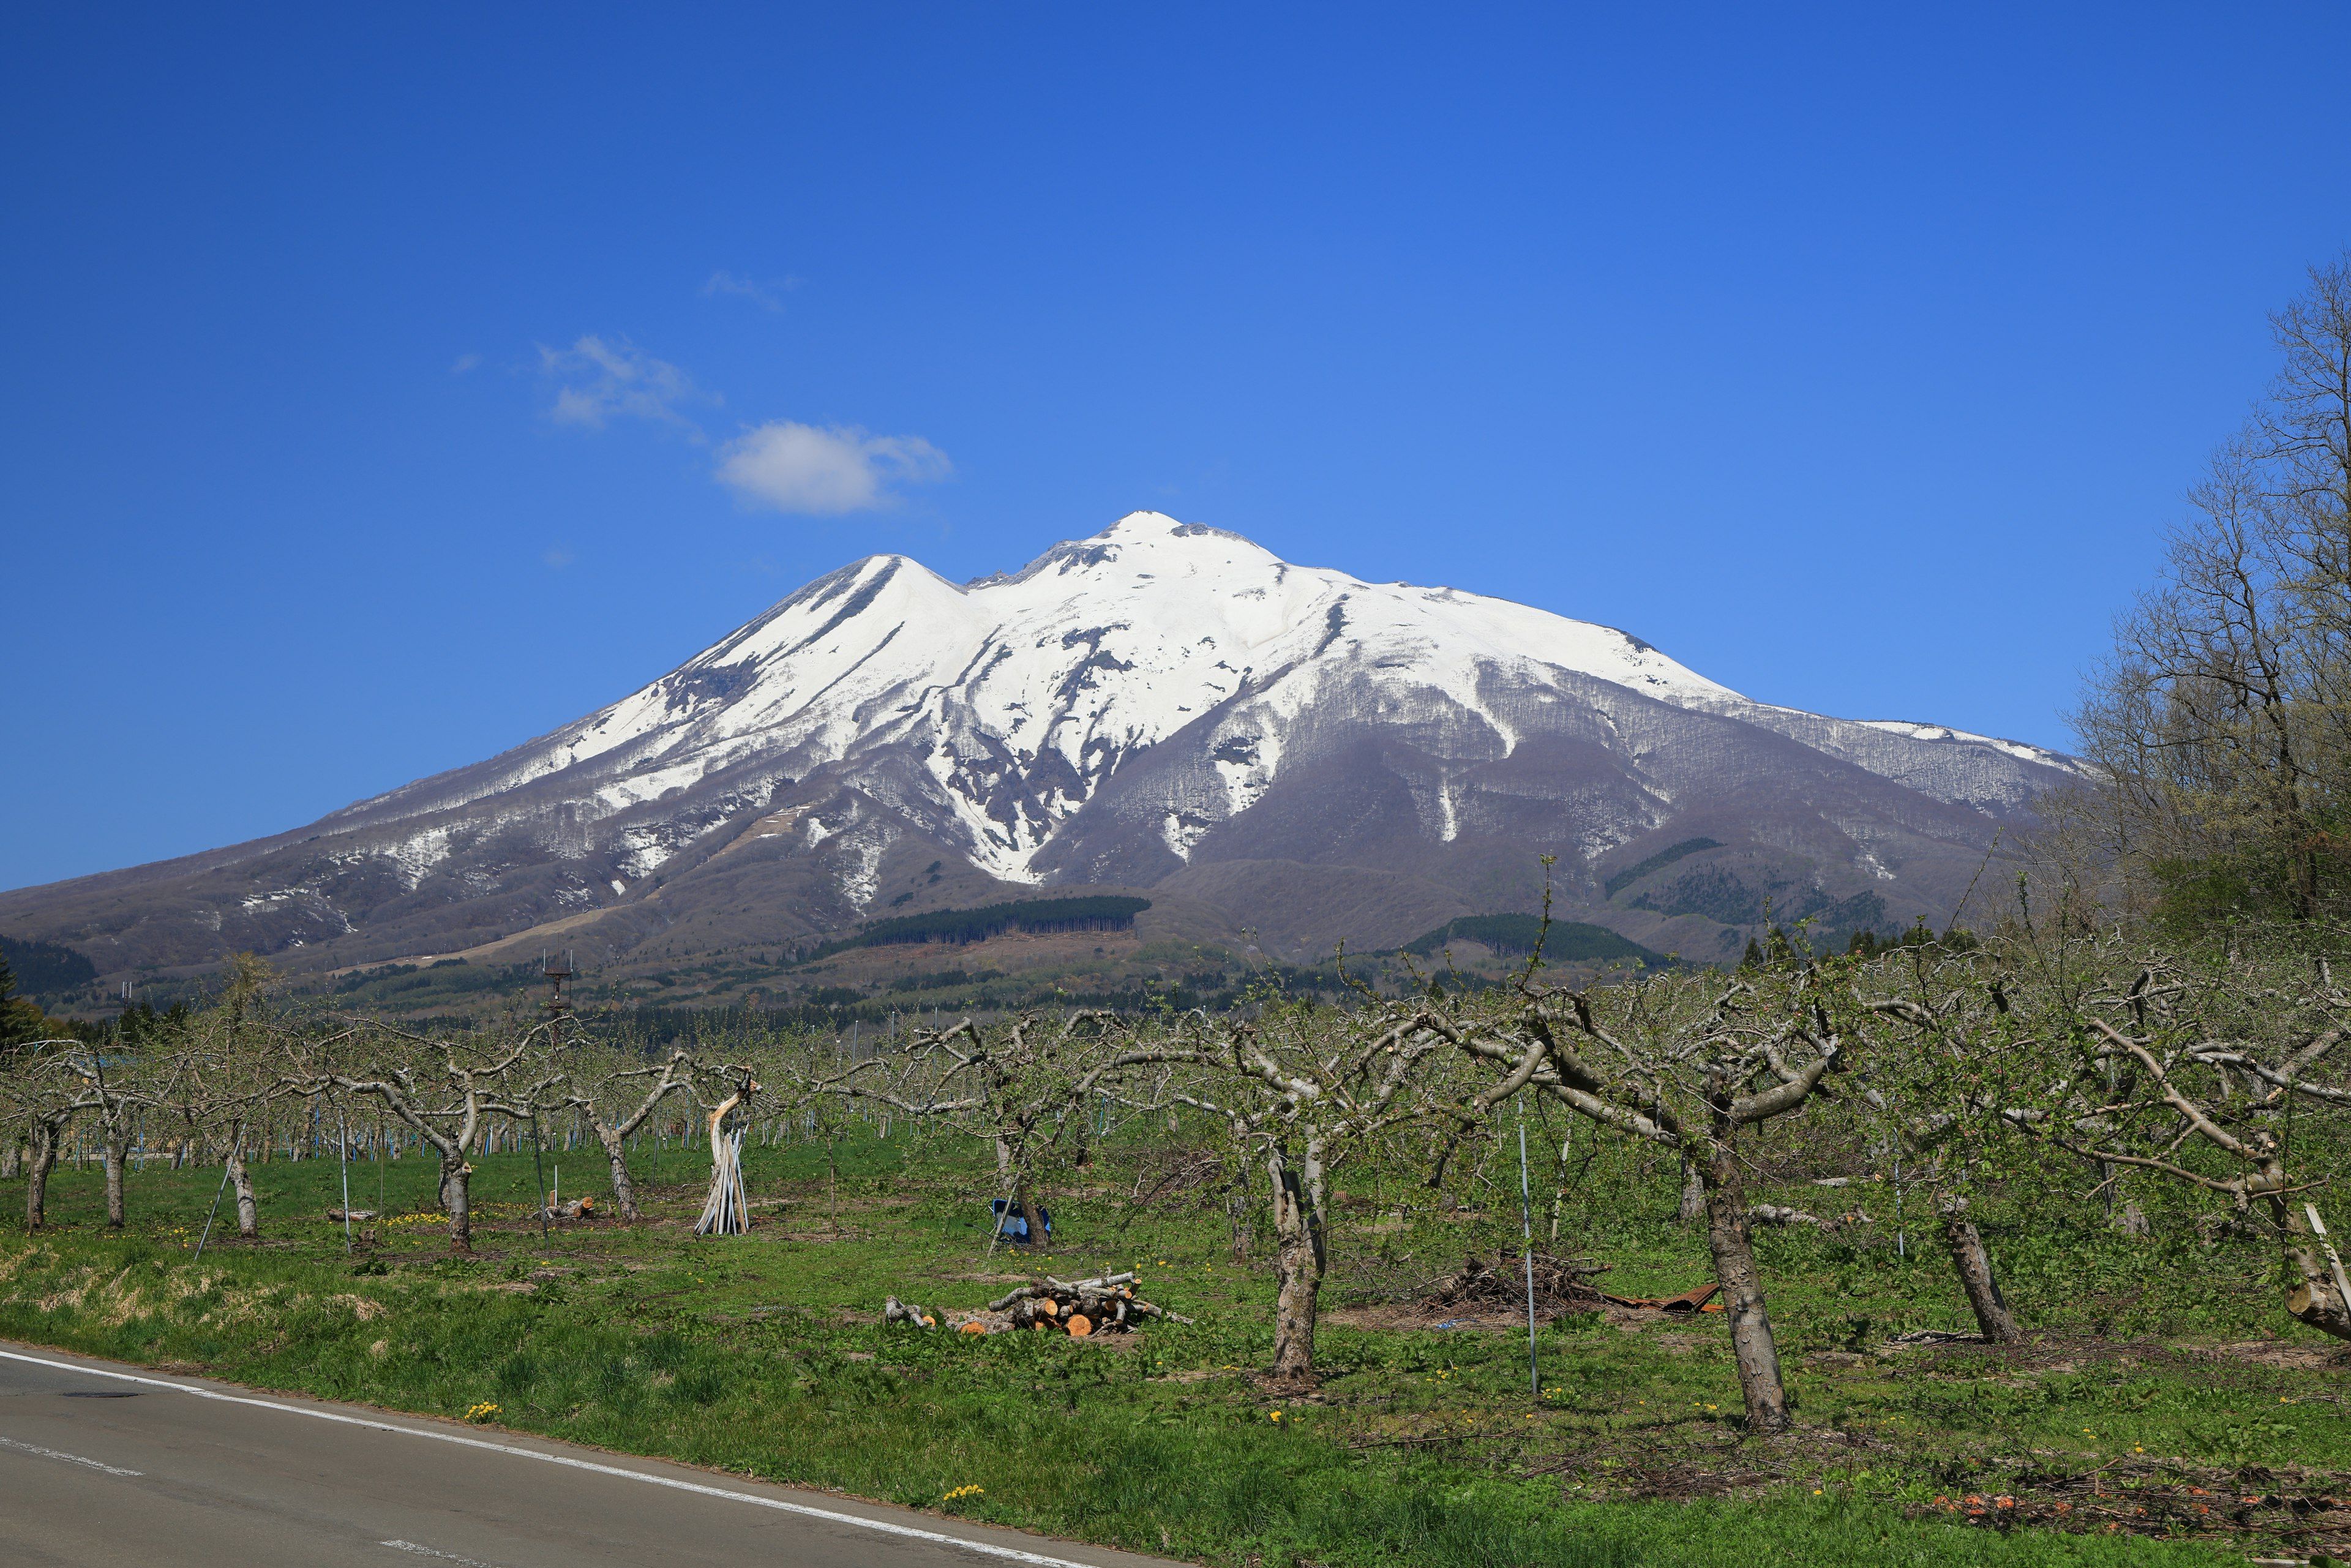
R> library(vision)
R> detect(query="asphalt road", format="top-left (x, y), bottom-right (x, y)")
top-left (0, 1340), bottom-right (1180, 1568)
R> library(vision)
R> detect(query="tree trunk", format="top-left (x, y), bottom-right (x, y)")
top-left (1939, 1207), bottom-right (2020, 1343)
top-left (1698, 1124), bottom-right (1790, 1432)
top-left (102, 1124), bottom-right (129, 1228)
top-left (25, 1128), bottom-right (57, 1230)
top-left (1548, 1133), bottom-right (1572, 1244)
top-left (228, 1146), bottom-right (259, 1239)
top-left (2, 1142), bottom-right (19, 1179)
top-left (1678, 1158), bottom-right (1706, 1223)
top-left (830, 1136), bottom-right (845, 1237)
top-left (1016, 1182), bottom-right (1044, 1250)
top-left (1268, 1153), bottom-right (1325, 1378)
top-left (440, 1155), bottom-right (473, 1251)
top-left (599, 1127), bottom-right (639, 1221)
top-left (2279, 1197), bottom-right (2351, 1339)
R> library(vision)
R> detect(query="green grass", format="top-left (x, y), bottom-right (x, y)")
top-left (0, 1130), bottom-right (2325, 1567)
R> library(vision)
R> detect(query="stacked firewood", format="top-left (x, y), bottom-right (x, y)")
top-left (884, 1271), bottom-right (1196, 1336)
top-left (987, 1271), bottom-right (1195, 1335)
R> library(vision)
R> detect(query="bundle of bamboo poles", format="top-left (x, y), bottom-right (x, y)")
top-left (694, 1103), bottom-right (751, 1237)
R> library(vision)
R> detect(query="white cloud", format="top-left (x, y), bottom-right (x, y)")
top-left (451, 352), bottom-right (482, 375)
top-left (539, 335), bottom-right (706, 427)
top-left (702, 271), bottom-right (797, 312)
top-left (714, 421), bottom-right (953, 514)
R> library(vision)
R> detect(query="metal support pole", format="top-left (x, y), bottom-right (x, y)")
top-left (530, 1112), bottom-right (552, 1244)
top-left (1517, 1103), bottom-right (1539, 1400)
top-left (192, 1154), bottom-right (233, 1264)
top-left (1894, 1150), bottom-right (1906, 1259)
top-left (337, 1108), bottom-right (354, 1255)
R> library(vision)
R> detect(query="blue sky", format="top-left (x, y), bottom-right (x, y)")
top-left (6, 6), bottom-right (2350, 891)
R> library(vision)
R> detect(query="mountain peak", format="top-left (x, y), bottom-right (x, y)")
top-left (970, 509), bottom-right (1281, 591)
top-left (0, 510), bottom-right (2080, 985)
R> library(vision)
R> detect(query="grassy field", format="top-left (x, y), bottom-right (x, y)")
top-left (1, 1126), bottom-right (2342, 1567)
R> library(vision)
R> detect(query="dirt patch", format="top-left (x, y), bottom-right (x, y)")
top-left (1325, 1302), bottom-right (1530, 1332)
top-left (1325, 1300), bottom-right (1715, 1335)
top-left (1908, 1457), bottom-right (2351, 1556)
top-left (2209, 1340), bottom-right (2349, 1370)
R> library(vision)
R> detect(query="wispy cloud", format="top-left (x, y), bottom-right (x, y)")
top-left (701, 271), bottom-right (798, 313)
top-left (451, 353), bottom-right (482, 375)
top-left (715, 421), bottom-right (952, 514)
top-left (538, 335), bottom-right (708, 428)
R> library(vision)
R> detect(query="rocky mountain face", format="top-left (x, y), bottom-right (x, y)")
top-left (0, 512), bottom-right (2077, 984)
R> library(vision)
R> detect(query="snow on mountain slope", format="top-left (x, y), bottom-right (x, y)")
top-left (337, 514), bottom-right (1774, 876)
top-left (322, 514), bottom-right (1768, 883)
top-left (2, 511), bottom-right (2079, 977)
top-left (361, 511), bottom-right (2058, 882)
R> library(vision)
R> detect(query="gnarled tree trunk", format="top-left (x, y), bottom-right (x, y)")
top-left (1678, 1157), bottom-right (1706, 1223)
top-left (101, 1122), bottom-right (130, 1228)
top-left (1698, 1111), bottom-right (1790, 1432)
top-left (598, 1127), bottom-right (639, 1220)
top-left (2281, 1199), bottom-right (2351, 1338)
top-left (439, 1153), bottom-right (474, 1251)
top-left (24, 1126), bottom-right (59, 1230)
top-left (228, 1142), bottom-right (259, 1238)
top-left (1939, 1202), bottom-right (2020, 1343)
top-left (1267, 1147), bottom-right (1327, 1379)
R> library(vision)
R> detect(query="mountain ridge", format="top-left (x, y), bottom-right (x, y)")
top-left (0, 511), bottom-right (2075, 990)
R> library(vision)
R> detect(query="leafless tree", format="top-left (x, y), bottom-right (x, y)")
top-left (562, 1045), bottom-right (692, 1221)
top-left (288, 1019), bottom-right (557, 1252)
top-left (1166, 1008), bottom-right (1452, 1380)
top-left (2076, 253), bottom-right (2351, 920)
top-left (1, 1040), bottom-right (95, 1230)
top-left (2000, 953), bottom-right (2351, 1339)
top-left (1417, 966), bottom-right (1855, 1432)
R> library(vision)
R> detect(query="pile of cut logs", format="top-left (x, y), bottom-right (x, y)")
top-left (884, 1271), bottom-right (1196, 1337)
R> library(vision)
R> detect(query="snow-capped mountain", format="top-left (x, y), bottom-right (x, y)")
top-left (1, 512), bottom-right (2077, 977)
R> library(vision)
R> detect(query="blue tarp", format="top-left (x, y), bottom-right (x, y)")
top-left (989, 1198), bottom-right (1052, 1243)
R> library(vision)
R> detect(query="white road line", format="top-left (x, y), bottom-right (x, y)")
top-left (0, 1431), bottom-right (144, 1476)
top-left (0, 1348), bottom-right (1105, 1568)
top-left (381, 1540), bottom-right (503, 1567)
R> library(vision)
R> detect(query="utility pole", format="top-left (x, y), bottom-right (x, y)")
top-left (542, 950), bottom-right (575, 1049)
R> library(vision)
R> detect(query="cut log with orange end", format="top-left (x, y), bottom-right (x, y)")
top-left (959, 1321), bottom-right (989, 1335)
top-left (1067, 1314), bottom-right (1093, 1337)
top-left (1037, 1298), bottom-right (1059, 1316)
